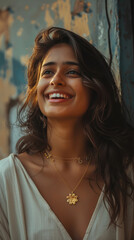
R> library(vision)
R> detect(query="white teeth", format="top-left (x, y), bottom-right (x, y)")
top-left (64, 94), bottom-right (69, 99)
top-left (48, 93), bottom-right (70, 99)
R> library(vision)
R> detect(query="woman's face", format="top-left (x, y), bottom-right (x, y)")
top-left (37, 43), bottom-right (91, 120)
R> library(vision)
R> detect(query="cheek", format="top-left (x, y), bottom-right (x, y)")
top-left (76, 83), bottom-right (91, 104)
top-left (82, 94), bottom-right (91, 111)
top-left (80, 88), bottom-right (91, 112)
top-left (85, 90), bottom-right (91, 105)
top-left (37, 79), bottom-right (47, 96)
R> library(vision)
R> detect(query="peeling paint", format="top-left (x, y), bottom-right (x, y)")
top-left (44, 5), bottom-right (54, 27)
top-left (0, 36), bottom-right (3, 48)
top-left (31, 20), bottom-right (40, 29)
top-left (51, 2), bottom-right (59, 19)
top-left (17, 15), bottom-right (24, 22)
top-left (0, 77), bottom-right (16, 157)
top-left (4, 47), bottom-right (13, 83)
top-left (50, 0), bottom-right (90, 36)
top-left (8, 14), bottom-right (14, 27)
top-left (71, 0), bottom-right (92, 18)
top-left (5, 47), bottom-right (13, 59)
top-left (41, 4), bottom-right (46, 11)
top-left (51, 0), bottom-right (71, 29)
top-left (31, 20), bottom-right (36, 24)
top-left (71, 13), bottom-right (90, 37)
top-left (25, 5), bottom-right (29, 11)
top-left (20, 54), bottom-right (29, 66)
top-left (0, 79), bottom-right (16, 105)
top-left (17, 27), bottom-right (23, 37)
top-left (0, 8), bottom-right (14, 48)
top-left (98, 20), bottom-right (104, 42)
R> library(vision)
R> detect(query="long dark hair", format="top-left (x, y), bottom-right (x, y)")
top-left (16, 27), bottom-right (134, 225)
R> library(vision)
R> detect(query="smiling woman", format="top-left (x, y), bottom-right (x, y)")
top-left (37, 43), bottom-right (90, 119)
top-left (0, 27), bottom-right (134, 240)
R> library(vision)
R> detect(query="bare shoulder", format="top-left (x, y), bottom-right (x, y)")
top-left (17, 152), bottom-right (40, 161)
top-left (16, 152), bottom-right (32, 166)
top-left (17, 152), bottom-right (32, 162)
top-left (16, 152), bottom-right (43, 170)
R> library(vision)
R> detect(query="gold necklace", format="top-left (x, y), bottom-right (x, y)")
top-left (44, 152), bottom-right (89, 205)
top-left (45, 152), bottom-right (88, 164)
top-left (50, 154), bottom-right (85, 164)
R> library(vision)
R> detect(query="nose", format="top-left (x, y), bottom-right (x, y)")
top-left (49, 72), bottom-right (65, 86)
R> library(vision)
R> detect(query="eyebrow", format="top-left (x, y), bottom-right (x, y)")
top-left (42, 61), bottom-right (79, 68)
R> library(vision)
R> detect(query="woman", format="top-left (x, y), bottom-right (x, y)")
top-left (0, 27), bottom-right (134, 240)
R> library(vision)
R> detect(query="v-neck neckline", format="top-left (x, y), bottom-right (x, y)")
top-left (12, 153), bottom-right (104, 240)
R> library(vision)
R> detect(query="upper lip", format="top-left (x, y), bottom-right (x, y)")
top-left (44, 90), bottom-right (74, 98)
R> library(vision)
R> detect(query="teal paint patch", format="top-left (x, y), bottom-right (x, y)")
top-left (0, 51), bottom-right (8, 79)
top-left (118, 0), bottom-right (134, 125)
top-left (10, 59), bottom-right (26, 94)
top-left (0, 51), bottom-right (26, 94)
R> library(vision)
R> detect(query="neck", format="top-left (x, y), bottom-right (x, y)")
top-left (47, 118), bottom-right (87, 159)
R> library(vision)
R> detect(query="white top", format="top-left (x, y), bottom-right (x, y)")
top-left (0, 154), bottom-right (133, 240)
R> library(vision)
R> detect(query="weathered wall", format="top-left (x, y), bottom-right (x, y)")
top-left (0, 0), bottom-right (120, 158)
top-left (118, 0), bottom-right (134, 125)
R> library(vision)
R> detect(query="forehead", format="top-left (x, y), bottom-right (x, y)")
top-left (42, 43), bottom-right (78, 65)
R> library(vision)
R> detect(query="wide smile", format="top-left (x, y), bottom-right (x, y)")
top-left (44, 92), bottom-right (73, 103)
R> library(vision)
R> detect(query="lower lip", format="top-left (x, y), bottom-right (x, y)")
top-left (47, 98), bottom-right (72, 103)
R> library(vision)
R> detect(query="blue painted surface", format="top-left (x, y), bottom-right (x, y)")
top-left (0, 0), bottom-right (95, 95)
top-left (10, 58), bottom-right (26, 94)
top-left (118, 0), bottom-right (134, 125)
top-left (0, 51), bottom-right (7, 79)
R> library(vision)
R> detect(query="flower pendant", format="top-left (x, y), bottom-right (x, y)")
top-left (66, 192), bottom-right (78, 205)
